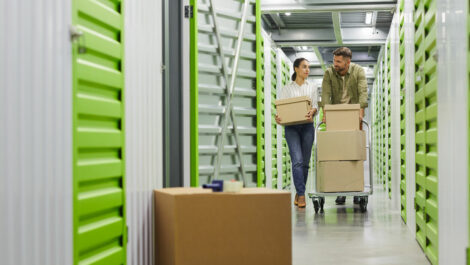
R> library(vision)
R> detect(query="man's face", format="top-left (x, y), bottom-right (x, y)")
top-left (333, 55), bottom-right (350, 74)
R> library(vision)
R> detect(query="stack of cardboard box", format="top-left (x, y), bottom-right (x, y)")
top-left (316, 104), bottom-right (366, 192)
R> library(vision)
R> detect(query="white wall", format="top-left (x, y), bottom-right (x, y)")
top-left (125, 0), bottom-right (164, 264)
top-left (0, 1), bottom-right (73, 264)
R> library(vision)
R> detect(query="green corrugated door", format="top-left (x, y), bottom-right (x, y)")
top-left (280, 60), bottom-right (292, 189)
top-left (72, 0), bottom-right (126, 264)
top-left (270, 49), bottom-right (278, 189)
top-left (258, 36), bottom-right (265, 186)
top-left (190, 0), bottom-right (261, 187)
top-left (382, 59), bottom-right (387, 188)
top-left (387, 41), bottom-right (392, 199)
top-left (415, 0), bottom-right (438, 263)
top-left (399, 0), bottom-right (407, 223)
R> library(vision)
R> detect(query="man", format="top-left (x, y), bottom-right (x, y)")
top-left (321, 47), bottom-right (368, 205)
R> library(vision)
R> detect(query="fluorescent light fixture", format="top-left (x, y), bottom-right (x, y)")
top-left (285, 12), bottom-right (291, 16)
top-left (365, 12), bottom-right (372, 24)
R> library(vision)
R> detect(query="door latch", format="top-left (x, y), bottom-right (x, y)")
top-left (70, 25), bottom-right (87, 54)
top-left (184, 5), bottom-right (194, 18)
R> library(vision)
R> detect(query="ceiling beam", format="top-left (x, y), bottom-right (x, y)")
top-left (271, 28), bottom-right (389, 47)
top-left (270, 13), bottom-right (286, 29)
top-left (371, 11), bottom-right (379, 30)
top-left (313, 47), bottom-right (327, 71)
top-left (332, 12), bottom-right (343, 45)
top-left (261, 3), bottom-right (396, 14)
top-left (277, 41), bottom-right (387, 47)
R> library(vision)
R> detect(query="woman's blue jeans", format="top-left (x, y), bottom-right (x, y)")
top-left (285, 123), bottom-right (314, 196)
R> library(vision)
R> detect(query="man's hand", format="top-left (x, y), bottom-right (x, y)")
top-left (359, 108), bottom-right (364, 130)
top-left (275, 114), bottom-right (282, 124)
top-left (322, 110), bottom-right (326, 123)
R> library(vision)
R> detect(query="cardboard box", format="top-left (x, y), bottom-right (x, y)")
top-left (154, 188), bottom-right (292, 265)
top-left (324, 104), bottom-right (360, 131)
top-left (317, 161), bottom-right (364, 192)
top-left (317, 130), bottom-right (366, 161)
top-left (275, 96), bottom-right (313, 126)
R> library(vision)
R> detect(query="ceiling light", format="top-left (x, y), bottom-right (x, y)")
top-left (365, 12), bottom-right (373, 24)
top-left (285, 12), bottom-right (291, 16)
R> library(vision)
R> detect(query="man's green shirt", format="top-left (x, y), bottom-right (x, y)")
top-left (321, 62), bottom-right (368, 108)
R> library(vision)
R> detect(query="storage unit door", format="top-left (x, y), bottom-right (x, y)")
top-left (72, 0), bottom-right (127, 264)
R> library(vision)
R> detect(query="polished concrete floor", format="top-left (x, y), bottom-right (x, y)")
top-left (292, 186), bottom-right (430, 265)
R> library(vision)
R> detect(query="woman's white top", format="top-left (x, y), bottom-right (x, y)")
top-left (279, 80), bottom-right (319, 110)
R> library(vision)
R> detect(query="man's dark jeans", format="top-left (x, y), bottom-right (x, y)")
top-left (285, 123), bottom-right (314, 196)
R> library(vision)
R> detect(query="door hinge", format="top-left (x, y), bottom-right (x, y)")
top-left (184, 5), bottom-right (194, 18)
top-left (161, 63), bottom-right (166, 73)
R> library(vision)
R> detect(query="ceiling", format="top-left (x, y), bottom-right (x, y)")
top-left (261, 0), bottom-right (397, 87)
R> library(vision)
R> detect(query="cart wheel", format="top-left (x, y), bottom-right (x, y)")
top-left (313, 199), bottom-right (320, 214)
top-left (319, 197), bottom-right (325, 212)
top-left (359, 197), bottom-right (368, 213)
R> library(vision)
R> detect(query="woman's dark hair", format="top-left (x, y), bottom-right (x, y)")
top-left (291, 58), bottom-right (308, 81)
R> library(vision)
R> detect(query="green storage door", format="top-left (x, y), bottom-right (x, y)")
top-left (387, 41), bottom-right (392, 199)
top-left (415, 0), bottom-right (438, 263)
top-left (72, 0), bottom-right (126, 264)
top-left (399, 0), bottom-right (407, 223)
top-left (190, 0), bottom-right (261, 187)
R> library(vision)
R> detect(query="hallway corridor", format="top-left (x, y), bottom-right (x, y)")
top-left (292, 187), bottom-right (430, 265)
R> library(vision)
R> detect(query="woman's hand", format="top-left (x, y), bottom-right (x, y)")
top-left (275, 114), bottom-right (282, 124)
top-left (306, 108), bottom-right (317, 120)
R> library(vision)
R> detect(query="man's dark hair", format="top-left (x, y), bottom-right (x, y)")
top-left (333, 47), bottom-right (352, 59)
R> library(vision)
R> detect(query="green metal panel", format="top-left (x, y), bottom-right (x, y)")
top-left (190, 0), bottom-right (199, 187)
top-left (280, 60), bottom-right (292, 189)
top-left (415, 0), bottom-right (438, 263)
top-left (257, 27), bottom-right (265, 187)
top-left (190, 0), bottom-right (260, 187)
top-left (399, 8), bottom-right (407, 223)
top-left (270, 49), bottom-right (278, 189)
top-left (72, 0), bottom-right (126, 264)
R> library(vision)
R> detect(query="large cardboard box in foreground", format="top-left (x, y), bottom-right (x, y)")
top-left (317, 161), bottom-right (364, 192)
top-left (317, 130), bottom-right (366, 161)
top-left (324, 104), bottom-right (360, 131)
top-left (275, 96), bottom-right (313, 126)
top-left (154, 188), bottom-right (292, 265)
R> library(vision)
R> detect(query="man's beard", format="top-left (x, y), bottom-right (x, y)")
top-left (335, 66), bottom-right (345, 73)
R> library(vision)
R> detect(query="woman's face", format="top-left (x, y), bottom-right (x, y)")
top-left (295, 60), bottom-right (310, 79)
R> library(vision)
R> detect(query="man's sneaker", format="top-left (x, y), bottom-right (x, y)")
top-left (294, 194), bottom-right (299, 206)
top-left (298, 195), bottom-right (306, 208)
top-left (335, 196), bottom-right (346, 205)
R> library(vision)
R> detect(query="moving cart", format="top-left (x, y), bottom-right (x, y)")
top-left (308, 120), bottom-right (373, 213)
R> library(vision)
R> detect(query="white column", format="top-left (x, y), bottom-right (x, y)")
top-left (390, 11), bottom-right (401, 211)
top-left (437, 0), bottom-right (469, 263)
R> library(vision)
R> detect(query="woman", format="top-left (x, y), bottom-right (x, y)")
top-left (276, 58), bottom-right (318, 208)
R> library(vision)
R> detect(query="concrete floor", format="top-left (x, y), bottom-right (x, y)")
top-left (292, 186), bottom-right (430, 265)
